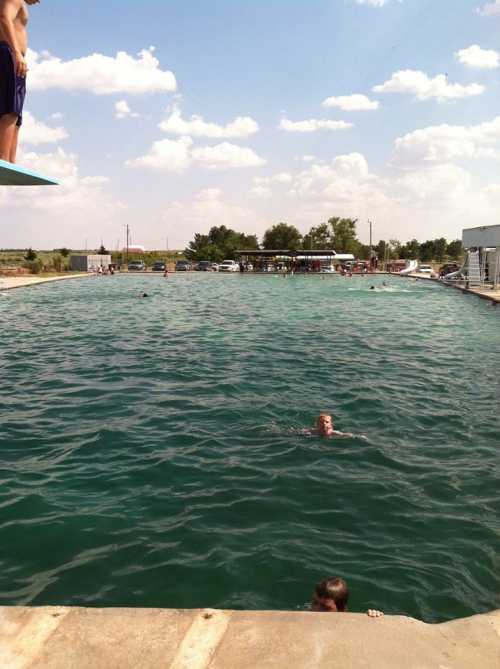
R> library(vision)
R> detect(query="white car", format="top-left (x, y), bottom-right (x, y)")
top-left (417, 265), bottom-right (433, 274)
top-left (211, 263), bottom-right (219, 272)
top-left (219, 260), bottom-right (239, 272)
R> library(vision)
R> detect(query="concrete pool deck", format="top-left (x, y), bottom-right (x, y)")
top-left (0, 607), bottom-right (499, 669)
top-left (401, 273), bottom-right (500, 304)
top-left (0, 274), bottom-right (88, 291)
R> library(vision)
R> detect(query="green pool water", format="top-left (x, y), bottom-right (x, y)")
top-left (0, 273), bottom-right (498, 622)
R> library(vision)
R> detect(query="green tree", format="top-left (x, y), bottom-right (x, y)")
top-left (262, 222), bottom-right (302, 250)
top-left (185, 226), bottom-right (259, 262)
top-left (302, 223), bottom-right (333, 250)
top-left (401, 239), bottom-right (420, 259)
top-left (446, 239), bottom-right (463, 260)
top-left (98, 244), bottom-right (107, 255)
top-left (328, 217), bottom-right (359, 253)
top-left (24, 247), bottom-right (37, 261)
top-left (419, 240), bottom-right (435, 262)
top-left (57, 247), bottom-right (70, 257)
top-left (433, 237), bottom-right (447, 262)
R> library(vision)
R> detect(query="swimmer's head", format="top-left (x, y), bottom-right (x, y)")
top-left (312, 577), bottom-right (349, 612)
top-left (317, 413), bottom-right (334, 436)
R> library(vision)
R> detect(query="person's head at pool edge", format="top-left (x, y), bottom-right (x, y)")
top-left (317, 413), bottom-right (334, 436)
top-left (312, 577), bottom-right (349, 612)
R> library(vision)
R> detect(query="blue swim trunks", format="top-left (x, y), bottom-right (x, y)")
top-left (0, 41), bottom-right (26, 127)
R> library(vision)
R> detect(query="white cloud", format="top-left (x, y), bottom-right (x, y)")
top-left (127, 136), bottom-right (193, 172)
top-left (455, 45), bottom-right (499, 69)
top-left (161, 189), bottom-right (262, 246)
top-left (354, 0), bottom-right (390, 6)
top-left (302, 155), bottom-right (316, 163)
top-left (128, 137), bottom-right (266, 171)
top-left (50, 112), bottom-right (63, 121)
top-left (159, 107), bottom-right (259, 138)
top-left (477, 1), bottom-right (500, 16)
top-left (373, 69), bottom-right (485, 101)
top-left (0, 148), bottom-right (123, 249)
top-left (27, 47), bottom-right (177, 95)
top-left (322, 93), bottom-right (379, 111)
top-left (279, 118), bottom-right (353, 132)
top-left (191, 142), bottom-right (266, 169)
top-left (393, 116), bottom-right (500, 165)
top-left (115, 100), bottom-right (139, 119)
top-left (249, 185), bottom-right (272, 199)
top-left (254, 172), bottom-right (293, 186)
top-left (20, 112), bottom-right (68, 146)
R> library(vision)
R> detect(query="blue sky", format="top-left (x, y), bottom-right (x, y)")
top-left (2, 0), bottom-right (500, 250)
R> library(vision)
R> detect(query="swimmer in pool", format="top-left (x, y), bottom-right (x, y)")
top-left (311, 577), bottom-right (383, 617)
top-left (315, 413), bottom-right (356, 438)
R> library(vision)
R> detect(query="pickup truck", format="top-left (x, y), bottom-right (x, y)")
top-left (218, 260), bottom-right (239, 272)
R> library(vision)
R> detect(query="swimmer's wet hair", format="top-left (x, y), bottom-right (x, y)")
top-left (314, 577), bottom-right (349, 611)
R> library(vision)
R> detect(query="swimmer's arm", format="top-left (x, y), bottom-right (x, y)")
top-left (332, 430), bottom-right (368, 440)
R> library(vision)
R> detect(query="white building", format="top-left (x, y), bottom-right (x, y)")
top-left (462, 224), bottom-right (500, 288)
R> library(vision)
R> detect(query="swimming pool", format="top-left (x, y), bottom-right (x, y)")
top-left (0, 273), bottom-right (498, 621)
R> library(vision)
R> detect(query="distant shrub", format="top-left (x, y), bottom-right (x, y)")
top-left (24, 259), bottom-right (43, 274)
top-left (52, 254), bottom-right (64, 272)
top-left (24, 248), bottom-right (37, 261)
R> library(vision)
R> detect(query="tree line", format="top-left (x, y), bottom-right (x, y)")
top-left (184, 218), bottom-right (463, 263)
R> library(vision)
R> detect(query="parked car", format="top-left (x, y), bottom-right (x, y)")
top-left (219, 260), bottom-right (239, 272)
top-left (152, 261), bottom-right (166, 272)
top-left (439, 263), bottom-right (459, 278)
top-left (198, 261), bottom-right (212, 271)
top-left (175, 260), bottom-right (191, 271)
top-left (417, 264), bottom-right (433, 274)
top-left (128, 260), bottom-right (146, 271)
top-left (211, 263), bottom-right (219, 272)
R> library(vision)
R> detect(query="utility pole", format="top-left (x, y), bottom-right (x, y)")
top-left (369, 219), bottom-right (373, 272)
top-left (125, 225), bottom-right (130, 267)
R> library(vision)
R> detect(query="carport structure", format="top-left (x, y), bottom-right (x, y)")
top-left (236, 249), bottom-right (354, 272)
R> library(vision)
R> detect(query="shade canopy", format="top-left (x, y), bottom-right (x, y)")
top-left (0, 159), bottom-right (58, 186)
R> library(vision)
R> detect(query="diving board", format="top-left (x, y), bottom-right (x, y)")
top-left (0, 159), bottom-right (58, 186)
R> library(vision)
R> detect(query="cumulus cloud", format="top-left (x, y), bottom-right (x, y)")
top-left (115, 100), bottom-right (139, 119)
top-left (477, 1), bottom-right (500, 16)
top-left (127, 137), bottom-right (193, 172)
top-left (254, 172), bottom-right (293, 186)
top-left (191, 142), bottom-right (266, 169)
top-left (27, 47), bottom-right (177, 95)
top-left (249, 185), bottom-right (272, 199)
top-left (0, 147), bottom-right (124, 248)
top-left (127, 137), bottom-right (266, 171)
top-left (393, 116), bottom-right (500, 165)
top-left (354, 0), bottom-right (391, 6)
top-left (455, 45), bottom-right (499, 69)
top-left (159, 107), bottom-right (259, 138)
top-left (161, 189), bottom-right (262, 246)
top-left (322, 94), bottom-right (379, 111)
top-left (20, 112), bottom-right (68, 146)
top-left (279, 118), bottom-right (353, 132)
top-left (373, 69), bottom-right (485, 101)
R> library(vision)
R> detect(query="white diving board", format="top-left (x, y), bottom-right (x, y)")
top-left (0, 159), bottom-right (58, 186)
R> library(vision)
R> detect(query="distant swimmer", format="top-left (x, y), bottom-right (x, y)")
top-left (370, 286), bottom-right (375, 290)
top-left (311, 577), bottom-right (384, 617)
top-left (142, 292), bottom-right (149, 298)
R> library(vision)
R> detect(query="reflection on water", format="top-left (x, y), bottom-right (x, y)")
top-left (0, 274), bottom-right (498, 622)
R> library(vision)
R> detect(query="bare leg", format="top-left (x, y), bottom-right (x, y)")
top-left (0, 114), bottom-right (19, 163)
top-left (9, 125), bottom-right (20, 163)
